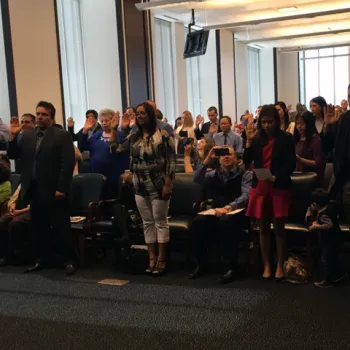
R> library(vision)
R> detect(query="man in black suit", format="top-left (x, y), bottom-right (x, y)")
top-left (8, 101), bottom-right (76, 275)
top-left (67, 109), bottom-right (101, 151)
top-left (194, 106), bottom-right (221, 140)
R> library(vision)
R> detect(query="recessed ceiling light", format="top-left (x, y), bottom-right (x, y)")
top-left (278, 6), bottom-right (298, 13)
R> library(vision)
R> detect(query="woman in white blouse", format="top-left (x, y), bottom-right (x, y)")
top-left (175, 110), bottom-right (196, 154)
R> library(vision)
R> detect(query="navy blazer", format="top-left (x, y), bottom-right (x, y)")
top-left (244, 129), bottom-right (296, 189)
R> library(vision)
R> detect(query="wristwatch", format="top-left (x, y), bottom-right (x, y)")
top-left (224, 205), bottom-right (232, 212)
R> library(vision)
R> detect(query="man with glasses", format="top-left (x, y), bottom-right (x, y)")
top-left (8, 101), bottom-right (76, 275)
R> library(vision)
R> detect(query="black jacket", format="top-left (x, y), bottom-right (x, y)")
top-left (69, 124), bottom-right (102, 151)
top-left (322, 112), bottom-right (350, 194)
top-left (7, 126), bottom-right (75, 200)
top-left (194, 121), bottom-right (221, 140)
top-left (244, 129), bottom-right (296, 189)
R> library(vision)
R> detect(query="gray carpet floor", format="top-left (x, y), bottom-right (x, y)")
top-left (0, 266), bottom-right (349, 349)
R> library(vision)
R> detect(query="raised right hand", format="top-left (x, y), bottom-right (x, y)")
top-left (83, 117), bottom-right (95, 133)
top-left (9, 117), bottom-right (22, 135)
top-left (195, 115), bottom-right (203, 127)
top-left (67, 117), bottom-right (74, 128)
top-left (209, 123), bottom-right (217, 134)
top-left (245, 115), bottom-right (257, 141)
top-left (111, 111), bottom-right (120, 129)
top-left (121, 112), bottom-right (130, 129)
top-left (323, 104), bottom-right (337, 125)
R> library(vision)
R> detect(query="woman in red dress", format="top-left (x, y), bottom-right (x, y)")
top-left (244, 105), bottom-right (296, 280)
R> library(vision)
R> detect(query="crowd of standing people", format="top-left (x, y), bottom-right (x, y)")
top-left (0, 86), bottom-right (349, 288)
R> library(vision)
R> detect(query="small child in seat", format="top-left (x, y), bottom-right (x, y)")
top-left (306, 190), bottom-right (347, 288)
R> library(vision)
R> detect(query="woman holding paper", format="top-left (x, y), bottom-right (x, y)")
top-left (244, 105), bottom-right (296, 281)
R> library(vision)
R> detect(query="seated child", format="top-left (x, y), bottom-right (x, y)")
top-left (306, 190), bottom-right (347, 288)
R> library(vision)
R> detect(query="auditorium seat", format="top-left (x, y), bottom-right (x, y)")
top-left (70, 173), bottom-right (105, 217)
top-left (70, 173), bottom-right (105, 266)
top-left (168, 173), bottom-right (202, 258)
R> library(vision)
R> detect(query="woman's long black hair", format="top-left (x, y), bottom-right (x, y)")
top-left (275, 101), bottom-right (289, 130)
top-left (132, 102), bottom-right (157, 141)
top-left (293, 111), bottom-right (317, 147)
top-left (310, 96), bottom-right (327, 119)
top-left (257, 104), bottom-right (281, 135)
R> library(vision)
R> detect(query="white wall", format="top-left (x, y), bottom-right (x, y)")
top-left (172, 22), bottom-right (188, 119)
top-left (0, 4), bottom-right (10, 122)
top-left (198, 31), bottom-right (218, 117)
top-left (277, 51), bottom-right (299, 106)
top-left (219, 30), bottom-right (236, 121)
top-left (259, 48), bottom-right (275, 105)
top-left (80, 0), bottom-right (122, 114)
top-left (234, 41), bottom-right (249, 116)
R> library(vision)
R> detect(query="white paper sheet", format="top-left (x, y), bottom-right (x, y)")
top-left (253, 168), bottom-right (273, 181)
top-left (226, 208), bottom-right (245, 216)
top-left (198, 208), bottom-right (244, 216)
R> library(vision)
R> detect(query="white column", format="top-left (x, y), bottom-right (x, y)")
top-left (219, 30), bottom-right (236, 121)
top-left (234, 41), bottom-right (249, 117)
top-left (172, 22), bottom-right (188, 118)
top-left (259, 48), bottom-right (275, 105)
top-left (197, 31), bottom-right (218, 116)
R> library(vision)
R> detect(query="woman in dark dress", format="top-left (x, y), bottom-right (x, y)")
top-left (294, 111), bottom-right (326, 187)
top-left (244, 105), bottom-right (296, 280)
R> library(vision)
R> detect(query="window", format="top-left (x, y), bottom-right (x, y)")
top-left (56, 0), bottom-right (88, 130)
top-left (248, 47), bottom-right (261, 113)
top-left (0, 4), bottom-right (10, 122)
top-left (299, 47), bottom-right (350, 105)
top-left (154, 19), bottom-right (176, 123)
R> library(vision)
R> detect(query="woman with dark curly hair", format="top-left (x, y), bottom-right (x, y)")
top-left (122, 102), bottom-right (176, 276)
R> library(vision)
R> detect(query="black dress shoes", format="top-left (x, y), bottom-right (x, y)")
top-left (25, 261), bottom-right (45, 273)
top-left (217, 269), bottom-right (236, 284)
top-left (65, 263), bottom-right (77, 276)
top-left (189, 266), bottom-right (205, 280)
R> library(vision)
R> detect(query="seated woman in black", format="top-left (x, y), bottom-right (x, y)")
top-left (294, 111), bottom-right (326, 187)
top-left (189, 146), bottom-right (252, 284)
top-left (244, 105), bottom-right (296, 281)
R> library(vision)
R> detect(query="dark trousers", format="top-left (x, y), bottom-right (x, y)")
top-left (0, 212), bottom-right (31, 258)
top-left (190, 213), bottom-right (245, 270)
top-left (28, 183), bottom-right (74, 263)
top-left (318, 228), bottom-right (341, 281)
top-left (342, 181), bottom-right (350, 224)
